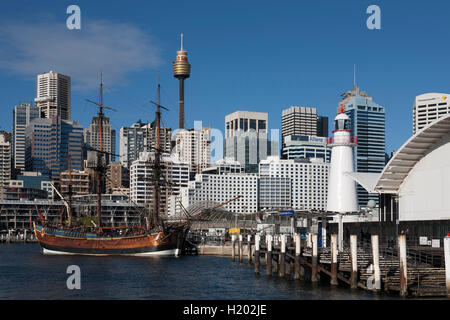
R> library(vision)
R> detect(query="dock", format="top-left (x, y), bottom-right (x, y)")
top-left (0, 229), bottom-right (37, 243)
top-left (229, 233), bottom-right (450, 298)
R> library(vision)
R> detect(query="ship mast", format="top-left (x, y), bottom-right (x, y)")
top-left (86, 73), bottom-right (116, 232)
top-left (97, 73), bottom-right (104, 230)
top-left (150, 73), bottom-right (169, 231)
top-left (152, 74), bottom-right (161, 230)
top-left (67, 154), bottom-right (73, 227)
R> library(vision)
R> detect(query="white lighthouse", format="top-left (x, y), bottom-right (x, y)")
top-left (326, 111), bottom-right (358, 213)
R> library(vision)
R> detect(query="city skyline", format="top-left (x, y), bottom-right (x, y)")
top-left (1, 1), bottom-right (450, 157)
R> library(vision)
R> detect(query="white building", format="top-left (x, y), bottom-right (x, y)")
top-left (0, 134), bottom-right (11, 188)
top-left (35, 71), bottom-right (71, 120)
top-left (259, 176), bottom-right (291, 211)
top-left (413, 93), bottom-right (450, 134)
top-left (259, 156), bottom-right (329, 211)
top-left (173, 128), bottom-right (210, 174)
top-left (130, 152), bottom-right (189, 217)
top-left (201, 158), bottom-right (244, 175)
top-left (180, 172), bottom-right (259, 215)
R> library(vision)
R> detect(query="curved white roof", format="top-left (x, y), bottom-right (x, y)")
top-left (375, 113), bottom-right (450, 194)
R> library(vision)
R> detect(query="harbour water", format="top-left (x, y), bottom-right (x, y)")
top-left (0, 243), bottom-right (397, 300)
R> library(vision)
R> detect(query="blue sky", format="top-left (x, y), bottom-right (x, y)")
top-left (1, 0), bottom-right (449, 155)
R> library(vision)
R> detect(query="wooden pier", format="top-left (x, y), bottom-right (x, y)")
top-left (0, 229), bottom-right (37, 243)
top-left (232, 233), bottom-right (450, 298)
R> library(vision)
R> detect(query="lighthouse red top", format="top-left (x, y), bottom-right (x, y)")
top-left (333, 112), bottom-right (351, 133)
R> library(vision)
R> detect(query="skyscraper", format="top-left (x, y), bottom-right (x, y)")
top-left (84, 115), bottom-right (116, 164)
top-left (35, 71), bottom-right (71, 120)
top-left (12, 103), bottom-right (40, 173)
top-left (130, 152), bottom-right (189, 217)
top-left (173, 127), bottom-right (211, 175)
top-left (25, 117), bottom-right (83, 180)
top-left (281, 106), bottom-right (318, 143)
top-left (119, 120), bottom-right (172, 168)
top-left (339, 86), bottom-right (386, 208)
top-left (413, 93), bottom-right (450, 134)
top-left (224, 111), bottom-right (277, 173)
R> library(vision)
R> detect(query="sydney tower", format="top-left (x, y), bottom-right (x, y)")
top-left (172, 33), bottom-right (191, 129)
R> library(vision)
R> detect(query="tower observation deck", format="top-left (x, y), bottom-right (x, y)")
top-left (172, 33), bottom-right (191, 129)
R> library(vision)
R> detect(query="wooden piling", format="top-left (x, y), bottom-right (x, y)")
top-left (265, 237), bottom-right (268, 266)
top-left (231, 234), bottom-right (236, 262)
top-left (279, 234), bottom-right (286, 278)
top-left (247, 234), bottom-right (252, 264)
top-left (272, 235), bottom-right (278, 274)
top-left (371, 235), bottom-right (381, 291)
top-left (444, 236), bottom-right (450, 297)
top-left (254, 234), bottom-right (260, 275)
top-left (330, 234), bottom-right (338, 286)
top-left (311, 234), bottom-right (319, 282)
top-left (238, 234), bottom-right (243, 263)
top-left (350, 234), bottom-right (358, 289)
top-left (266, 235), bottom-right (272, 276)
top-left (294, 233), bottom-right (301, 280)
top-left (398, 234), bottom-right (408, 296)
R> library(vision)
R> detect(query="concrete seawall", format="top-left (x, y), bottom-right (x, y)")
top-left (197, 245), bottom-right (251, 257)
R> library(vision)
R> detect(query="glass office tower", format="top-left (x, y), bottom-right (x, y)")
top-left (338, 86), bottom-right (386, 208)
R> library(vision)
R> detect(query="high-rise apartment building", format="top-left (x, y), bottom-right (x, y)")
top-left (339, 86), bottom-right (385, 207)
top-left (413, 93), bottom-right (450, 134)
top-left (0, 133), bottom-right (11, 187)
top-left (224, 111), bottom-right (277, 173)
top-left (119, 120), bottom-right (172, 168)
top-left (12, 103), bottom-right (40, 173)
top-left (84, 115), bottom-right (116, 164)
top-left (35, 71), bottom-right (71, 120)
top-left (60, 170), bottom-right (91, 196)
top-left (25, 117), bottom-right (83, 180)
top-left (106, 161), bottom-right (129, 194)
top-left (130, 152), bottom-right (189, 217)
top-left (173, 128), bottom-right (210, 175)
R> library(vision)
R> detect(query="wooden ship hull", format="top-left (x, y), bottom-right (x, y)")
top-left (33, 223), bottom-right (185, 256)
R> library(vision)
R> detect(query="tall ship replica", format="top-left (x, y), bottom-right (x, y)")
top-left (33, 75), bottom-right (189, 256)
